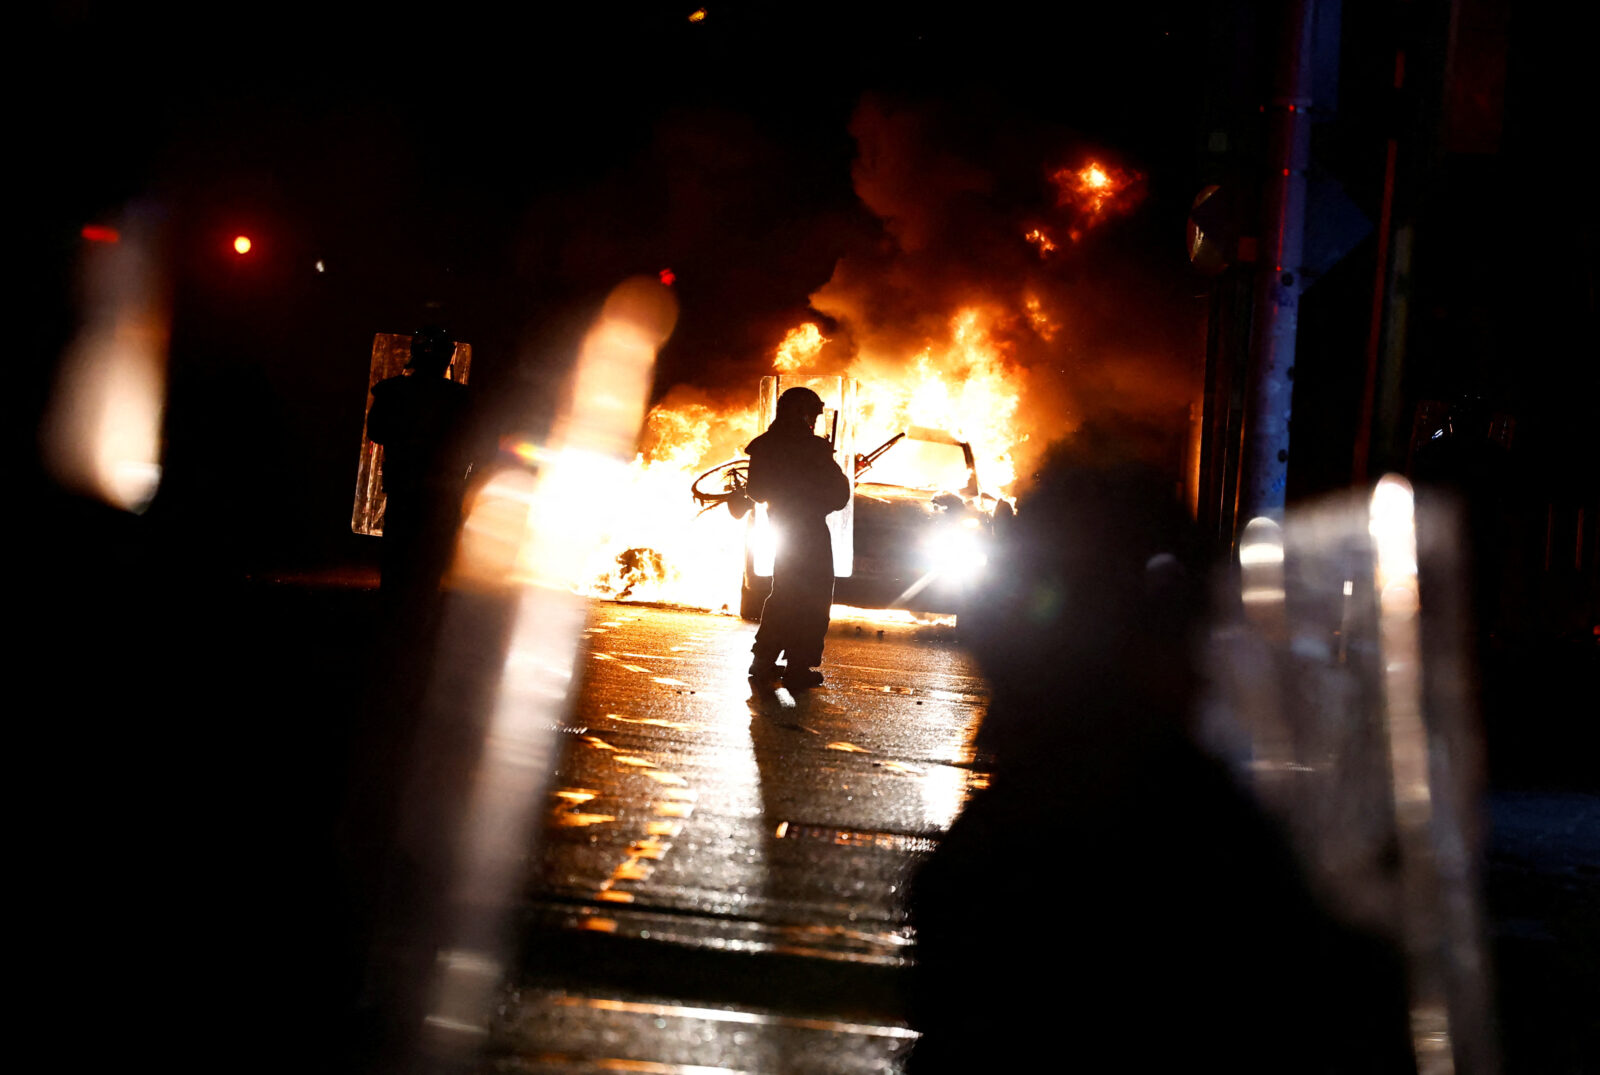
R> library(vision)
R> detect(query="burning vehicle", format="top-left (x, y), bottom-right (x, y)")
top-left (842, 426), bottom-right (1013, 615)
top-left (692, 376), bottom-right (1014, 619)
top-left (581, 156), bottom-right (1149, 614)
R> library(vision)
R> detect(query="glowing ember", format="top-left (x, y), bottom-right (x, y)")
top-left (1050, 159), bottom-right (1143, 223)
top-left (1023, 227), bottom-right (1058, 257)
top-left (773, 322), bottom-right (828, 372)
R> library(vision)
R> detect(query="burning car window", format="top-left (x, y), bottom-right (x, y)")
top-left (860, 436), bottom-right (970, 493)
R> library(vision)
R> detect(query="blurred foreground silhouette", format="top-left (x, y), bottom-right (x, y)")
top-left (907, 436), bottom-right (1419, 1073)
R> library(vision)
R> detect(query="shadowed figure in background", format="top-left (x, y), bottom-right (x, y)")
top-left (366, 325), bottom-right (476, 621)
top-left (906, 435), bottom-right (1412, 1074)
top-left (345, 327), bottom-right (482, 1068)
top-left (745, 386), bottom-right (851, 690)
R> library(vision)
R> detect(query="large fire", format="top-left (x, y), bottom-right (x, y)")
top-left (578, 302), bottom-right (1031, 611)
top-left (571, 152), bottom-right (1145, 611)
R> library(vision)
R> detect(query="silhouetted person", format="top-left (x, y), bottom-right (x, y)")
top-left (366, 325), bottom-right (475, 616)
top-left (746, 386), bottom-right (851, 689)
top-left (906, 436), bottom-right (1412, 1073)
top-left (346, 326), bottom-right (479, 1070)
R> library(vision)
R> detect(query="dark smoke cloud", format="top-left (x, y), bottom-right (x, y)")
top-left (806, 93), bottom-right (1201, 486)
top-left (577, 92), bottom-right (1201, 487)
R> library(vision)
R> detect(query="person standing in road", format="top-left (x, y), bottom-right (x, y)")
top-left (366, 325), bottom-right (476, 611)
top-left (745, 386), bottom-right (851, 689)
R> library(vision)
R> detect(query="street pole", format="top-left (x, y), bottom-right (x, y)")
top-left (1238, 0), bottom-right (1317, 526)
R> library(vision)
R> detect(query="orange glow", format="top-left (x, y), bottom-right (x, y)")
top-left (578, 300), bottom-right (1030, 611)
top-left (1023, 227), bottom-right (1058, 257)
top-left (507, 440), bottom-right (543, 466)
top-left (1050, 160), bottom-right (1144, 224)
top-left (688, 8), bottom-right (706, 21)
top-left (1024, 294), bottom-right (1057, 341)
top-left (773, 322), bottom-right (827, 371)
top-left (232, 235), bottom-right (252, 254)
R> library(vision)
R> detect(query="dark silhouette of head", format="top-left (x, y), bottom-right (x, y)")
top-left (964, 433), bottom-right (1202, 735)
top-left (775, 386), bottom-right (824, 429)
top-left (407, 326), bottom-right (455, 377)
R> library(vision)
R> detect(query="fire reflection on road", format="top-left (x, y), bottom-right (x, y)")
top-left (504, 602), bottom-right (989, 1069)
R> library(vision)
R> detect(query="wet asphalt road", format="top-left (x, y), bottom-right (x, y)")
top-left (490, 602), bottom-right (990, 1074)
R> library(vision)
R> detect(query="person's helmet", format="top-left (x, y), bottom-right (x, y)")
top-left (408, 325), bottom-right (455, 371)
top-left (776, 386), bottom-right (825, 422)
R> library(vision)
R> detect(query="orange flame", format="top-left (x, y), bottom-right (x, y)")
top-left (1024, 294), bottom-right (1057, 342)
top-left (849, 307), bottom-right (1023, 491)
top-left (1050, 159), bottom-right (1143, 224)
top-left (773, 322), bottom-right (828, 372)
top-left (1023, 227), bottom-right (1058, 257)
top-left (578, 300), bottom-right (1036, 609)
top-left (575, 165), bottom-right (1163, 611)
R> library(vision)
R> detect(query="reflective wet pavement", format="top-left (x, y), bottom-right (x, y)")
top-left (491, 603), bottom-right (989, 1073)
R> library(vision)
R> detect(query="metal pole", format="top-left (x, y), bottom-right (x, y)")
top-left (1353, 48), bottom-right (1406, 484)
top-left (1238, 0), bottom-right (1317, 524)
